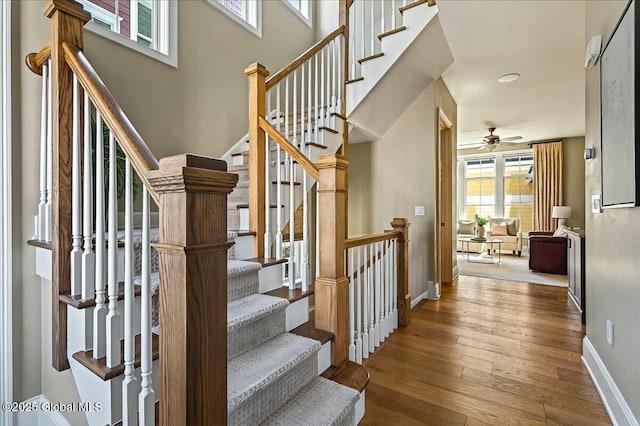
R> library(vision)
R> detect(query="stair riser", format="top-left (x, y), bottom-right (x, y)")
top-left (231, 234), bottom-right (254, 260)
top-left (228, 353), bottom-right (317, 426)
top-left (286, 297), bottom-right (310, 331)
top-left (258, 263), bottom-right (284, 293)
top-left (228, 308), bottom-right (286, 359)
top-left (228, 266), bottom-right (260, 302)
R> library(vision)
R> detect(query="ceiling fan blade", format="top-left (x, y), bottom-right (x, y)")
top-left (478, 145), bottom-right (489, 151)
top-left (499, 136), bottom-right (523, 142)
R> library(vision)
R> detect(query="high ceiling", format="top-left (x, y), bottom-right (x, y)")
top-left (436, 0), bottom-right (586, 149)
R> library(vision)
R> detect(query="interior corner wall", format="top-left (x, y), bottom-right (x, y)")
top-left (434, 78), bottom-right (458, 281)
top-left (370, 83), bottom-right (436, 300)
top-left (563, 136), bottom-right (585, 228)
top-left (347, 142), bottom-right (372, 237)
top-left (315, 0), bottom-right (339, 40)
top-left (585, 0), bottom-right (640, 420)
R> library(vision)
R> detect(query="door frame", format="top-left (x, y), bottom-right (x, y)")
top-left (434, 108), bottom-right (455, 295)
top-left (0, 0), bottom-right (13, 418)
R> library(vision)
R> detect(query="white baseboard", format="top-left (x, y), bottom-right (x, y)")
top-left (15, 395), bottom-right (71, 426)
top-left (582, 337), bottom-right (639, 426)
top-left (411, 288), bottom-right (429, 309)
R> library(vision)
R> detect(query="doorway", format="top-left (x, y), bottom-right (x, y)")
top-left (434, 108), bottom-right (456, 298)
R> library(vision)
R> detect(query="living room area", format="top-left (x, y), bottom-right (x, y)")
top-left (455, 135), bottom-right (586, 288)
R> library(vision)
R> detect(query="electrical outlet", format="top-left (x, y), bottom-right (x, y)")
top-left (606, 320), bottom-right (614, 346)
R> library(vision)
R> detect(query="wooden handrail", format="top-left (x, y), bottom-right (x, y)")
top-left (62, 42), bottom-right (160, 203)
top-left (265, 25), bottom-right (345, 91)
top-left (259, 116), bottom-right (320, 180)
top-left (26, 39), bottom-right (52, 75)
top-left (345, 231), bottom-right (400, 249)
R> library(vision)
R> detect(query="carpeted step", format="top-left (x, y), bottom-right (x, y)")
top-left (228, 260), bottom-right (262, 301)
top-left (261, 377), bottom-right (359, 426)
top-left (228, 333), bottom-right (321, 426)
top-left (228, 294), bottom-right (289, 359)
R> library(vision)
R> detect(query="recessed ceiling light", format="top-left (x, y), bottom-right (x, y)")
top-left (498, 73), bottom-right (520, 83)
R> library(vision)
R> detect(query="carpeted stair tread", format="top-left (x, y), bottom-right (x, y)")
top-left (228, 259), bottom-right (262, 277)
top-left (261, 377), bottom-right (359, 426)
top-left (228, 294), bottom-right (288, 331)
top-left (228, 260), bottom-right (262, 301)
top-left (228, 333), bottom-right (321, 412)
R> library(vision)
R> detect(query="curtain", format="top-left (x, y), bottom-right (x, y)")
top-left (533, 141), bottom-right (563, 231)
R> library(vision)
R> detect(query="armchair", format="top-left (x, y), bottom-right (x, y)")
top-left (528, 231), bottom-right (568, 274)
top-left (486, 218), bottom-right (522, 256)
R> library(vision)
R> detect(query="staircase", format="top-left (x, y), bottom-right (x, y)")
top-left (24, 0), bottom-right (446, 423)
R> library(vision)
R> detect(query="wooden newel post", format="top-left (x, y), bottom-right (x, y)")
top-left (245, 63), bottom-right (269, 259)
top-left (314, 154), bottom-right (349, 367)
top-left (392, 218), bottom-right (411, 327)
top-left (45, 0), bottom-right (90, 371)
top-left (149, 154), bottom-right (238, 425)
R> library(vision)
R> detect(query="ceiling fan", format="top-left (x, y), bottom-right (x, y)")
top-left (478, 127), bottom-right (524, 151)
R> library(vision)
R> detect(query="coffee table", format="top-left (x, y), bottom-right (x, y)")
top-left (460, 238), bottom-right (503, 264)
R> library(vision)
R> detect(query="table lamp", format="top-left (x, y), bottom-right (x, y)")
top-left (551, 206), bottom-right (572, 227)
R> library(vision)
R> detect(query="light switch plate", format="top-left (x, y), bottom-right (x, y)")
top-left (606, 320), bottom-right (614, 345)
top-left (592, 194), bottom-right (602, 213)
top-left (414, 206), bottom-right (425, 216)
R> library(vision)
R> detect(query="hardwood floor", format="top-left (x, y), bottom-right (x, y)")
top-left (360, 275), bottom-right (610, 425)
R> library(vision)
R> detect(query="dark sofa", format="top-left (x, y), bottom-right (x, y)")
top-left (528, 231), bottom-right (568, 275)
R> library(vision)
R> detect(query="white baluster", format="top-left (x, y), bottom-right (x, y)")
top-left (37, 63), bottom-right (49, 240)
top-left (275, 84), bottom-right (283, 259)
top-left (288, 158), bottom-right (294, 288)
top-left (264, 93), bottom-right (271, 258)
top-left (301, 167), bottom-right (309, 291)
top-left (368, 243), bottom-right (375, 352)
top-left (350, 2), bottom-right (356, 78)
top-left (122, 159), bottom-right (136, 424)
top-left (81, 92), bottom-right (94, 301)
top-left (320, 46), bottom-right (325, 130)
top-left (403, 0), bottom-right (407, 8)
top-left (332, 39), bottom-right (337, 114)
top-left (385, 240), bottom-right (391, 338)
top-left (315, 187), bottom-right (320, 280)
top-left (393, 238), bottom-right (398, 329)
top-left (392, 0), bottom-right (396, 28)
top-left (337, 35), bottom-right (343, 113)
top-left (379, 241), bottom-right (385, 343)
top-left (45, 59), bottom-right (52, 242)
top-left (106, 130), bottom-right (121, 368)
top-left (138, 186), bottom-right (155, 426)
top-left (307, 60), bottom-right (312, 142)
top-left (370, 0), bottom-right (375, 56)
top-left (374, 242), bottom-right (381, 346)
top-left (360, 0), bottom-right (365, 67)
top-left (314, 54), bottom-right (319, 142)
top-left (381, 0), bottom-right (385, 36)
top-left (349, 248), bottom-right (355, 362)
top-left (93, 112), bottom-right (107, 359)
top-left (293, 68), bottom-right (298, 147)
top-left (70, 75), bottom-right (82, 296)
top-left (355, 245), bottom-right (363, 364)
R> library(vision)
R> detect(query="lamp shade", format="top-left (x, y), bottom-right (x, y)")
top-left (551, 206), bottom-right (572, 219)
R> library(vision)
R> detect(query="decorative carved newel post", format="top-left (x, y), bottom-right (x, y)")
top-left (314, 154), bottom-right (349, 366)
top-left (45, 0), bottom-right (90, 371)
top-left (149, 154), bottom-right (238, 425)
top-left (245, 63), bottom-right (269, 259)
top-left (392, 218), bottom-right (411, 327)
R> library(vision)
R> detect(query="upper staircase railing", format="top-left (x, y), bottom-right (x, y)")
top-left (27, 1), bottom-right (235, 424)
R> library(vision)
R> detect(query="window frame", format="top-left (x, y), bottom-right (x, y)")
top-left (78, 0), bottom-right (178, 68)
top-left (281, 0), bottom-right (312, 28)
top-left (458, 148), bottom-right (534, 225)
top-left (209, 0), bottom-right (262, 38)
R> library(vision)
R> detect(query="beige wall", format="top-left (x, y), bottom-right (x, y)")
top-left (563, 136), bottom-right (585, 228)
top-left (348, 142), bottom-right (372, 237)
top-left (13, 0), bottom-right (318, 415)
top-left (457, 136), bottom-right (586, 229)
top-left (369, 83), bottom-right (436, 299)
top-left (585, 0), bottom-right (640, 419)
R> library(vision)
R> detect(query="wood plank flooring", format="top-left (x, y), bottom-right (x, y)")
top-left (360, 275), bottom-right (610, 425)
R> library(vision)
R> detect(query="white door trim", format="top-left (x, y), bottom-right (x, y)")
top-left (0, 0), bottom-right (13, 420)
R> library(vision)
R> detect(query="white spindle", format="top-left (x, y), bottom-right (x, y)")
top-left (350, 2), bottom-right (357, 78)
top-left (37, 63), bottom-right (49, 240)
top-left (337, 36), bottom-right (343, 112)
top-left (138, 186), bottom-right (155, 426)
top-left (370, 0), bottom-right (375, 56)
top-left (385, 240), bottom-right (391, 338)
top-left (355, 245), bottom-right (363, 363)
top-left (288, 157), bottom-right (294, 288)
top-left (315, 188), bottom-right (320, 280)
top-left (307, 60), bottom-right (312, 141)
top-left (374, 242), bottom-right (381, 346)
top-left (45, 59), bottom-right (52, 242)
top-left (314, 53), bottom-right (319, 142)
top-left (293, 68), bottom-right (298, 147)
top-left (403, 0), bottom-right (407, 7)
top-left (70, 75), bottom-right (82, 296)
top-left (264, 94), bottom-right (271, 258)
top-left (275, 83), bottom-right (283, 259)
top-left (392, 0), bottom-right (396, 28)
top-left (122, 159), bottom-right (136, 424)
top-left (301, 65), bottom-right (305, 149)
top-left (93, 112), bottom-right (107, 359)
top-left (368, 243), bottom-right (375, 352)
top-left (301, 162), bottom-right (309, 290)
top-left (332, 40), bottom-right (337, 114)
top-left (393, 239), bottom-right (398, 329)
top-left (363, 243), bottom-right (371, 355)
top-left (361, 0), bottom-right (365, 66)
top-left (106, 130), bottom-right (121, 368)
top-left (349, 248), bottom-right (355, 361)
top-left (320, 46), bottom-right (325, 129)
top-left (81, 92), bottom-right (94, 301)
top-left (381, 0), bottom-right (385, 36)
top-left (382, 241), bottom-right (388, 340)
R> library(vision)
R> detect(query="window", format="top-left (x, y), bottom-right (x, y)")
top-left (458, 150), bottom-right (535, 231)
top-left (503, 155), bottom-right (534, 232)
top-left (209, 0), bottom-right (261, 37)
top-left (78, 0), bottom-right (177, 67)
top-left (464, 158), bottom-right (496, 219)
top-left (283, 0), bottom-right (312, 26)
